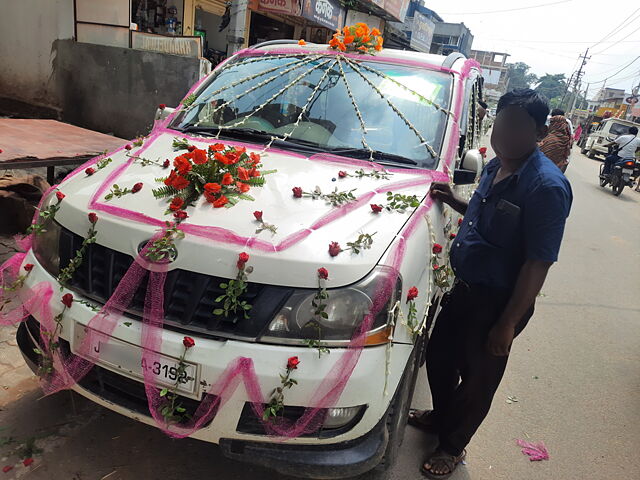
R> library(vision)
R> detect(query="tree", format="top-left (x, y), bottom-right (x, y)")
top-left (507, 62), bottom-right (538, 91)
top-left (534, 74), bottom-right (567, 102)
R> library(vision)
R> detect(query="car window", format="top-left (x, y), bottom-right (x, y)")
top-left (171, 54), bottom-right (453, 169)
top-left (609, 122), bottom-right (631, 136)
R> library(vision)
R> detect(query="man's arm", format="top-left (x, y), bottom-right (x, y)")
top-left (429, 183), bottom-right (469, 215)
top-left (486, 259), bottom-right (551, 356)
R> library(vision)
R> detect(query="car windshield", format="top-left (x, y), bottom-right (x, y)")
top-left (170, 54), bottom-right (453, 169)
top-left (610, 122), bottom-right (632, 136)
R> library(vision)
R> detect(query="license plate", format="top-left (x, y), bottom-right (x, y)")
top-left (74, 324), bottom-right (197, 395)
top-left (622, 168), bottom-right (633, 174)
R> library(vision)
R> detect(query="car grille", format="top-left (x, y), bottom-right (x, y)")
top-left (59, 227), bottom-right (293, 339)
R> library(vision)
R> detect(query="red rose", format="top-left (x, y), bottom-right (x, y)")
top-left (132, 182), bottom-right (143, 193)
top-left (237, 167), bottom-right (250, 181)
top-left (2, 466), bottom-right (13, 473)
top-left (317, 267), bottom-right (329, 280)
top-left (292, 187), bottom-right (303, 198)
top-left (449, 233), bottom-right (456, 239)
top-left (249, 152), bottom-right (261, 165)
top-left (61, 293), bottom-right (74, 308)
top-left (221, 173), bottom-right (234, 185)
top-left (209, 143), bottom-right (225, 152)
top-left (213, 195), bottom-right (228, 208)
top-left (22, 458), bottom-right (34, 467)
top-left (88, 212), bottom-right (98, 224)
top-left (253, 211), bottom-right (263, 221)
top-left (370, 204), bottom-right (383, 213)
top-left (163, 159), bottom-right (170, 168)
top-left (172, 174), bottom-right (190, 190)
top-left (433, 243), bottom-right (443, 254)
top-left (236, 181), bottom-right (250, 193)
top-left (328, 241), bottom-right (342, 257)
top-left (183, 336), bottom-right (195, 348)
top-left (124, 144), bottom-right (132, 151)
top-left (173, 210), bottom-right (188, 221)
top-left (85, 167), bottom-right (95, 176)
top-left (191, 148), bottom-right (206, 165)
top-left (169, 197), bottom-right (184, 211)
top-left (204, 183), bottom-right (221, 195)
top-left (406, 286), bottom-right (419, 302)
top-left (173, 155), bottom-right (192, 175)
top-left (458, 218), bottom-right (463, 226)
top-left (159, 103), bottom-right (166, 110)
top-left (479, 147), bottom-right (487, 155)
top-left (56, 191), bottom-right (65, 202)
top-left (249, 168), bottom-right (260, 178)
top-left (338, 170), bottom-right (347, 178)
top-left (433, 264), bottom-right (439, 270)
top-left (287, 356), bottom-right (300, 370)
top-left (23, 264), bottom-right (34, 272)
top-left (187, 145), bottom-right (196, 152)
top-left (237, 252), bottom-right (250, 268)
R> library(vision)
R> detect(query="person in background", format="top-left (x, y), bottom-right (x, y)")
top-left (539, 114), bottom-right (572, 172)
top-left (573, 123), bottom-right (583, 143)
top-left (410, 89), bottom-right (572, 479)
top-left (548, 108), bottom-right (573, 137)
top-left (602, 126), bottom-right (640, 177)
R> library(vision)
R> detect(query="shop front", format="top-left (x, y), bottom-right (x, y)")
top-left (248, 0), bottom-right (345, 47)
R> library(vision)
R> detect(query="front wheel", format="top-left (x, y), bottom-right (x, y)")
top-left (599, 176), bottom-right (608, 187)
top-left (588, 148), bottom-right (597, 159)
top-left (372, 333), bottom-right (426, 475)
top-left (613, 182), bottom-right (624, 196)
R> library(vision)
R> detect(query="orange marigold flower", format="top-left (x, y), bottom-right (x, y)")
top-left (344, 35), bottom-right (355, 45)
top-left (355, 27), bottom-right (366, 37)
top-left (343, 26), bottom-right (350, 36)
top-left (371, 28), bottom-right (381, 36)
top-left (377, 36), bottom-right (384, 45)
top-left (213, 195), bottom-right (228, 208)
top-left (298, 39), bottom-right (306, 45)
top-left (173, 155), bottom-right (192, 175)
top-left (362, 35), bottom-right (371, 43)
top-left (374, 44), bottom-right (382, 51)
top-left (358, 46), bottom-right (367, 51)
top-left (338, 41), bottom-right (347, 52)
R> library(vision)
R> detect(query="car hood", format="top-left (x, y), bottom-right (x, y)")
top-left (56, 132), bottom-right (446, 288)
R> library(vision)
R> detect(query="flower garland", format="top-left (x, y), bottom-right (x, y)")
top-left (329, 23), bottom-right (383, 54)
top-left (328, 232), bottom-right (376, 257)
top-left (154, 143), bottom-right (275, 209)
top-left (34, 293), bottom-right (73, 376)
top-left (57, 213), bottom-right (99, 287)
top-left (26, 191), bottom-right (64, 235)
top-left (291, 186), bottom-right (357, 207)
top-left (263, 356), bottom-right (301, 421)
top-left (214, 253), bottom-right (252, 319)
top-left (158, 336), bottom-right (196, 424)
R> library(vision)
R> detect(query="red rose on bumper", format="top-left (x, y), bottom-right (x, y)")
top-left (407, 286), bottom-right (419, 302)
top-left (183, 336), bottom-right (195, 348)
top-left (433, 243), bottom-right (443, 254)
top-left (61, 293), bottom-right (74, 308)
top-left (88, 213), bottom-right (98, 224)
top-left (317, 267), bottom-right (329, 280)
top-left (287, 356), bottom-right (300, 370)
top-left (55, 191), bottom-right (65, 202)
top-left (23, 263), bottom-right (34, 272)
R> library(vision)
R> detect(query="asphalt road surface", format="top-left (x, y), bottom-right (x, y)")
top-left (0, 147), bottom-right (638, 479)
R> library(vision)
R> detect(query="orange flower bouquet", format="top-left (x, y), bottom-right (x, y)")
top-left (329, 23), bottom-right (383, 54)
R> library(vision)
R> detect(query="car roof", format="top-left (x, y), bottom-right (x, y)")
top-left (249, 41), bottom-right (465, 71)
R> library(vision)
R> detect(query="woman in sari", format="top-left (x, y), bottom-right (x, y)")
top-left (539, 114), bottom-right (572, 173)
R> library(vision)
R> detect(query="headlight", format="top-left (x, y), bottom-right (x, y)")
top-left (32, 192), bottom-right (62, 277)
top-left (260, 266), bottom-right (401, 346)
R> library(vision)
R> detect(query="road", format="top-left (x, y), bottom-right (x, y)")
top-left (1, 147), bottom-right (638, 479)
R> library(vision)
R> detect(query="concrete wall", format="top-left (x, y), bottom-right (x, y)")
top-left (0, 0), bottom-right (74, 111)
top-left (53, 40), bottom-right (202, 139)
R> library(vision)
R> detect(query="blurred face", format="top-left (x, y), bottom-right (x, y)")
top-left (491, 105), bottom-right (547, 161)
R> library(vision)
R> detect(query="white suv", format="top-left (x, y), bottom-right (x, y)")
top-left (14, 40), bottom-right (483, 478)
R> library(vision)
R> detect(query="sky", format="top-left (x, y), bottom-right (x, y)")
top-left (424, 0), bottom-right (640, 99)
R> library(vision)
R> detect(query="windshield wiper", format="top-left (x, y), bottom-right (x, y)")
top-left (327, 147), bottom-right (420, 166)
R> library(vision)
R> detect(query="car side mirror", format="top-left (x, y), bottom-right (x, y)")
top-left (155, 106), bottom-right (175, 122)
top-left (454, 149), bottom-right (483, 185)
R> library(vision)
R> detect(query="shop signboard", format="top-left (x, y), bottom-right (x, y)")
top-left (302, 0), bottom-right (345, 31)
top-left (258, 0), bottom-right (302, 16)
top-left (383, 0), bottom-right (409, 22)
top-left (409, 11), bottom-right (434, 53)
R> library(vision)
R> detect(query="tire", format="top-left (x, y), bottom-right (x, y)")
top-left (588, 149), bottom-right (597, 159)
top-left (599, 176), bottom-right (608, 187)
top-left (581, 148), bottom-right (588, 155)
top-left (372, 332), bottom-right (427, 474)
top-left (613, 182), bottom-right (624, 196)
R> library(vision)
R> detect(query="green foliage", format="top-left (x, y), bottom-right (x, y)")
top-left (346, 232), bottom-right (376, 254)
top-left (385, 192), bottom-right (421, 213)
top-left (535, 73), bottom-right (567, 102)
top-left (104, 184), bottom-right (133, 201)
top-left (58, 223), bottom-right (98, 287)
top-left (214, 274), bottom-right (252, 320)
top-left (507, 62), bottom-right (538, 91)
top-left (172, 137), bottom-right (190, 150)
top-left (182, 94), bottom-right (196, 107)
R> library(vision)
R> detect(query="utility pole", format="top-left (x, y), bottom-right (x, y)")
top-left (226, 0), bottom-right (249, 56)
top-left (569, 49), bottom-right (590, 119)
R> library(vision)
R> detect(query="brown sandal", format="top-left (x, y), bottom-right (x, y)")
top-left (421, 449), bottom-right (466, 479)
top-left (408, 409), bottom-right (439, 434)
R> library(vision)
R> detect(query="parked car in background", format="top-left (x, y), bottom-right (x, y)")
top-left (582, 117), bottom-right (640, 159)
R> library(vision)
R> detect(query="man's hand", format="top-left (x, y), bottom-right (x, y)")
top-left (486, 323), bottom-right (515, 356)
top-left (429, 183), bottom-right (468, 215)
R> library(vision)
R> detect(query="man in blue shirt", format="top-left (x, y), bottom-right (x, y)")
top-left (412, 89), bottom-right (572, 479)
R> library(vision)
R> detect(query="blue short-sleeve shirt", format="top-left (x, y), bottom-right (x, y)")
top-left (450, 148), bottom-right (572, 291)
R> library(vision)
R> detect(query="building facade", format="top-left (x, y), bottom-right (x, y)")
top-left (430, 22), bottom-right (473, 56)
top-left (469, 50), bottom-right (510, 102)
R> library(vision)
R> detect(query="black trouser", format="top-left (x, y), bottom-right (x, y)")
top-left (425, 281), bottom-right (534, 457)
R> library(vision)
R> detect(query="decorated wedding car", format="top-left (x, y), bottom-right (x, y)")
top-left (2, 27), bottom-right (484, 478)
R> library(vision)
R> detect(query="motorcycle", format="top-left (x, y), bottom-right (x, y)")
top-left (599, 158), bottom-right (639, 196)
